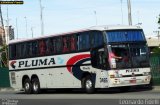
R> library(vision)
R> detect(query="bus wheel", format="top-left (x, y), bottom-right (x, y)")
top-left (24, 78), bottom-right (32, 94)
top-left (32, 78), bottom-right (40, 94)
top-left (83, 76), bottom-right (95, 94)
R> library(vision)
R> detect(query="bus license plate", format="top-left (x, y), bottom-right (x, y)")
top-left (130, 80), bottom-right (136, 83)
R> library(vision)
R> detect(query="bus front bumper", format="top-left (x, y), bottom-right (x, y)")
top-left (108, 75), bottom-right (151, 87)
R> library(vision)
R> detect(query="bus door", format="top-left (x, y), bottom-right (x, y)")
top-left (91, 47), bottom-right (109, 88)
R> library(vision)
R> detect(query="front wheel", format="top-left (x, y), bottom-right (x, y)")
top-left (32, 78), bottom-right (41, 94)
top-left (82, 76), bottom-right (95, 94)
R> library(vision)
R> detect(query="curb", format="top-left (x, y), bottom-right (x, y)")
top-left (0, 87), bottom-right (15, 92)
top-left (153, 86), bottom-right (160, 91)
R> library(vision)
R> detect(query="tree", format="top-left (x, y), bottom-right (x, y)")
top-left (0, 45), bottom-right (8, 67)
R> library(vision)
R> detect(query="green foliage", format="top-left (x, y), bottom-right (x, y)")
top-left (0, 45), bottom-right (8, 68)
top-left (152, 47), bottom-right (160, 55)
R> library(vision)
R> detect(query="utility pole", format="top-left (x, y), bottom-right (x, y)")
top-left (39, 0), bottom-right (44, 36)
top-left (31, 27), bottom-right (33, 38)
top-left (120, 0), bottom-right (124, 24)
top-left (94, 11), bottom-right (97, 26)
top-left (16, 18), bottom-right (18, 39)
top-left (6, 5), bottom-right (9, 44)
top-left (127, 0), bottom-right (132, 25)
top-left (24, 16), bottom-right (28, 38)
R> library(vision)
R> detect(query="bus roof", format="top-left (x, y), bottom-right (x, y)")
top-left (9, 25), bottom-right (142, 44)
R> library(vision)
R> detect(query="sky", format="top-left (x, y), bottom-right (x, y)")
top-left (1, 0), bottom-right (160, 39)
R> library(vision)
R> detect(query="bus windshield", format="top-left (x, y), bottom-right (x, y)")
top-left (108, 44), bottom-right (150, 69)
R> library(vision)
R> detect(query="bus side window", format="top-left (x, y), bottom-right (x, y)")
top-left (91, 31), bottom-right (103, 48)
top-left (46, 38), bottom-right (52, 55)
top-left (78, 32), bottom-right (90, 51)
top-left (62, 36), bottom-right (69, 53)
top-left (52, 38), bottom-right (56, 54)
top-left (16, 44), bottom-right (21, 59)
top-left (25, 42), bottom-right (32, 57)
top-left (39, 40), bottom-right (46, 56)
top-left (56, 37), bottom-right (62, 53)
top-left (70, 35), bottom-right (77, 51)
top-left (32, 41), bottom-right (38, 57)
top-left (10, 44), bottom-right (16, 60)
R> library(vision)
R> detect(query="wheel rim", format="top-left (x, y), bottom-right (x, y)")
top-left (33, 82), bottom-right (39, 92)
top-left (25, 83), bottom-right (30, 90)
top-left (86, 80), bottom-right (92, 89)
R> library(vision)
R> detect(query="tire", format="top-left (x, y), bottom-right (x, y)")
top-left (24, 78), bottom-right (32, 94)
top-left (32, 78), bottom-right (41, 94)
top-left (82, 76), bottom-right (95, 94)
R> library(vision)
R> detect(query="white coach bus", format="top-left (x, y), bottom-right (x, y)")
top-left (9, 25), bottom-right (151, 94)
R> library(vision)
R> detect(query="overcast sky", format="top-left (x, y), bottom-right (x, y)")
top-left (1, 0), bottom-right (160, 39)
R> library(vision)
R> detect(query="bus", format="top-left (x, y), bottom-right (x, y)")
top-left (9, 25), bottom-right (151, 94)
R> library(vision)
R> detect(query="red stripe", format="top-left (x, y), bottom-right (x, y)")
top-left (66, 54), bottom-right (90, 73)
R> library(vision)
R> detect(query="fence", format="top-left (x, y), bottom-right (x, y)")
top-left (150, 55), bottom-right (160, 85)
top-left (0, 68), bottom-right (10, 87)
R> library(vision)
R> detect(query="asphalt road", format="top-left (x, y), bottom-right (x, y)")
top-left (0, 88), bottom-right (160, 105)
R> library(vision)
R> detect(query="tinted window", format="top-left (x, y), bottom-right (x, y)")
top-left (45, 39), bottom-right (52, 55)
top-left (70, 35), bottom-right (77, 51)
top-left (38, 40), bottom-right (46, 56)
top-left (9, 44), bottom-right (16, 60)
top-left (78, 32), bottom-right (90, 50)
top-left (56, 37), bottom-right (62, 53)
top-left (91, 31), bottom-right (103, 48)
top-left (62, 36), bottom-right (70, 53)
top-left (32, 41), bottom-right (38, 56)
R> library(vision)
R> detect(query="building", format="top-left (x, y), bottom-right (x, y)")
top-left (5, 26), bottom-right (15, 44)
top-left (147, 37), bottom-right (160, 51)
top-left (0, 26), bottom-right (5, 47)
